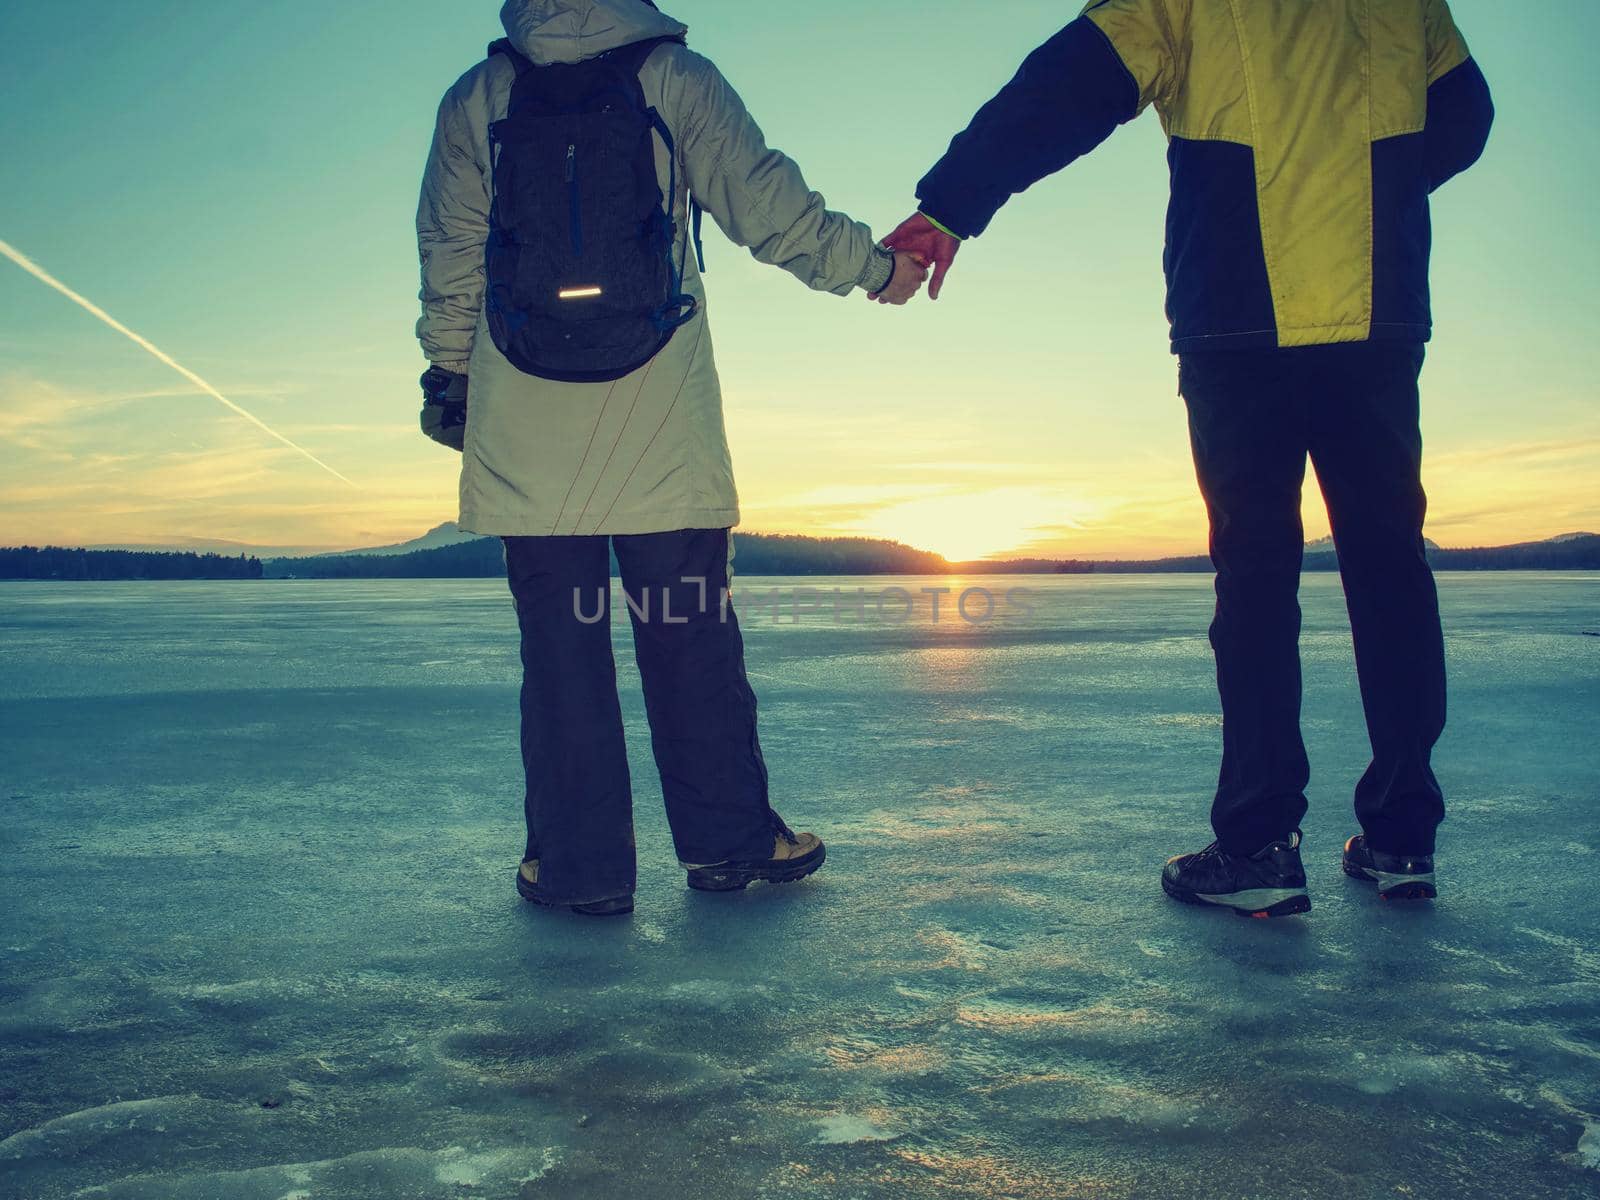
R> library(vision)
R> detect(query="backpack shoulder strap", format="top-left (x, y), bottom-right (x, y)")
top-left (485, 38), bottom-right (533, 77)
top-left (605, 35), bottom-right (684, 77)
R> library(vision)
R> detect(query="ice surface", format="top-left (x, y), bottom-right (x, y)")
top-left (1, 573), bottom-right (1597, 1199)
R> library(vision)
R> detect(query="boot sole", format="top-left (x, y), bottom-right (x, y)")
top-left (1342, 858), bottom-right (1437, 902)
top-left (1162, 875), bottom-right (1311, 919)
top-left (686, 843), bottom-right (826, 892)
top-left (515, 872), bottom-right (634, 916)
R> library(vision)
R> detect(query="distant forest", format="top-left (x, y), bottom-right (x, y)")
top-left (266, 539), bottom-right (505, 579)
top-left (0, 547), bottom-right (264, 581)
top-left (263, 532), bottom-right (1600, 579)
top-left (4, 532), bottom-right (1596, 582)
top-left (1070, 536), bottom-right (1600, 574)
top-left (1422, 537), bottom-right (1600, 570)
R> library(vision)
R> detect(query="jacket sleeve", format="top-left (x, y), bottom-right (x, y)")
top-left (416, 76), bottom-right (491, 373)
top-left (915, 0), bottom-right (1179, 239)
top-left (657, 48), bottom-right (882, 296)
top-left (1422, 1), bottom-right (1493, 192)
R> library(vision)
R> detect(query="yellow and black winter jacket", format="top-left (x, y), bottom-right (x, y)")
top-left (917, 0), bottom-right (1494, 352)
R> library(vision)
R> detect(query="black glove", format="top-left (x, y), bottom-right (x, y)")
top-left (420, 366), bottom-right (468, 452)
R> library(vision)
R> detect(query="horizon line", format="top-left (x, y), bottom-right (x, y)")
top-left (3, 527), bottom-right (1596, 566)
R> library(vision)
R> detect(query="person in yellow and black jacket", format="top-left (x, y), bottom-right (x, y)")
top-left (886, 1), bottom-right (1493, 917)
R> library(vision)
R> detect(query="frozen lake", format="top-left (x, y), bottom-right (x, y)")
top-left (2, 573), bottom-right (1597, 1199)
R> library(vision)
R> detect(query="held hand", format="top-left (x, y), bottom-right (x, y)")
top-left (882, 213), bottom-right (961, 300)
top-left (869, 251), bottom-right (930, 306)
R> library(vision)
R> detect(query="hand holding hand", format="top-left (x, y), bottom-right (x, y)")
top-left (882, 213), bottom-right (961, 300)
top-left (869, 251), bottom-right (930, 306)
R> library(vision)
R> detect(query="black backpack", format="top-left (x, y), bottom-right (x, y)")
top-left (484, 36), bottom-right (702, 383)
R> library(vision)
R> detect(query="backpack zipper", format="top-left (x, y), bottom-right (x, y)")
top-left (566, 143), bottom-right (583, 258)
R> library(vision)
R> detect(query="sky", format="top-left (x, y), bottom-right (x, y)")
top-left (1, 0), bottom-right (1596, 561)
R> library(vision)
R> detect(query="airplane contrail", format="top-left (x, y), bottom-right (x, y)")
top-left (0, 238), bottom-right (359, 488)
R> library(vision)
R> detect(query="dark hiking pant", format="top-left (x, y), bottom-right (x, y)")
top-left (1179, 342), bottom-right (1447, 856)
top-left (503, 529), bottom-right (779, 905)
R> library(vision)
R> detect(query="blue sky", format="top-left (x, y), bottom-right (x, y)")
top-left (1, 0), bottom-right (1595, 558)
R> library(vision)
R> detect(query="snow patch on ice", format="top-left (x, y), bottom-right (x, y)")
top-left (1551, 1036), bottom-right (1600, 1063)
top-left (1579, 1122), bottom-right (1600, 1170)
top-left (1517, 925), bottom-right (1600, 979)
top-left (434, 1146), bottom-right (521, 1185)
top-left (1349, 1051), bottom-right (1453, 1096)
top-left (68, 1143), bottom-right (562, 1198)
top-left (814, 1114), bottom-right (897, 1144)
top-left (0, 1094), bottom-right (205, 1160)
top-left (957, 996), bottom-right (1165, 1035)
top-left (662, 978), bottom-right (771, 1010)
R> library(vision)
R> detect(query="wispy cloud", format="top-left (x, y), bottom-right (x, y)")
top-left (0, 371), bottom-right (453, 550)
top-left (0, 238), bottom-right (358, 486)
top-left (1430, 434), bottom-right (1600, 470)
top-left (1422, 429), bottom-right (1600, 542)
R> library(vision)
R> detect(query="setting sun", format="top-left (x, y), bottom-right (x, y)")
top-left (854, 487), bottom-right (1095, 563)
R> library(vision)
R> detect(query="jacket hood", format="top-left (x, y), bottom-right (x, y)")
top-left (499, 0), bottom-right (687, 66)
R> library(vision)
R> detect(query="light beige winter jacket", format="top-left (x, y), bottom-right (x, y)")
top-left (416, 0), bottom-right (890, 537)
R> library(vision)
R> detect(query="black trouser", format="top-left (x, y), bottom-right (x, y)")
top-left (504, 529), bottom-right (778, 905)
top-left (1179, 342), bottom-right (1447, 855)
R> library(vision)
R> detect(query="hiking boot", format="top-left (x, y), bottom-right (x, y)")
top-left (515, 861), bottom-right (634, 917)
top-left (1161, 830), bottom-right (1311, 918)
top-left (1341, 834), bottom-right (1436, 901)
top-left (684, 818), bottom-right (826, 892)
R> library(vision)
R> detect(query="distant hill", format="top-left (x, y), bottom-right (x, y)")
top-left (1426, 533), bottom-right (1600, 571)
top-left (314, 522), bottom-right (482, 558)
top-left (263, 532), bottom-right (948, 580)
top-left (1306, 534), bottom-right (1441, 553)
top-left (1057, 533), bottom-right (1600, 574)
top-left (729, 534), bottom-right (946, 575)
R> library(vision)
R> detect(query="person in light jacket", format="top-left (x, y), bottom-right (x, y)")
top-left (416, 0), bottom-right (926, 916)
